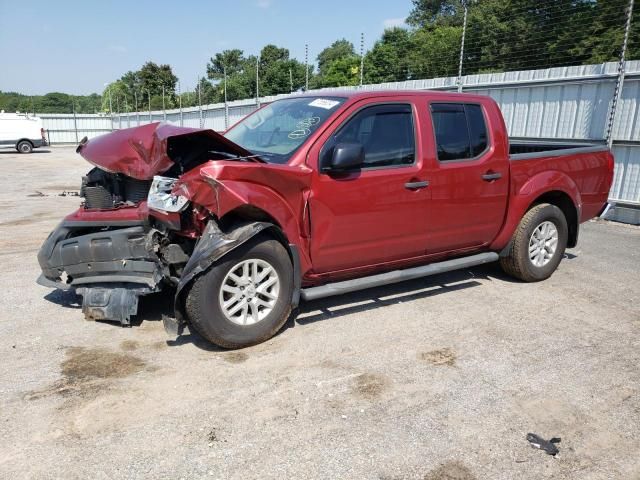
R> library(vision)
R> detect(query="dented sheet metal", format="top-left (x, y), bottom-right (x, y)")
top-left (175, 220), bottom-right (273, 299)
top-left (76, 122), bottom-right (250, 180)
top-left (174, 161), bottom-right (313, 273)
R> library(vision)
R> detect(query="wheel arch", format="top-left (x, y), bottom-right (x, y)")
top-left (16, 138), bottom-right (34, 150)
top-left (171, 217), bottom-right (301, 334)
top-left (528, 190), bottom-right (579, 247)
top-left (492, 170), bottom-right (581, 252)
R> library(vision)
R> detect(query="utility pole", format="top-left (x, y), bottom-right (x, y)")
top-left (178, 81), bottom-right (183, 127)
top-left (72, 101), bottom-right (78, 143)
top-left (107, 85), bottom-right (114, 130)
top-left (305, 43), bottom-right (309, 91)
top-left (359, 32), bottom-right (364, 87)
top-left (256, 56), bottom-right (260, 107)
top-left (223, 65), bottom-right (229, 130)
top-left (134, 91), bottom-right (139, 126)
top-left (125, 97), bottom-right (130, 128)
top-left (162, 85), bottom-right (166, 121)
top-left (457, 0), bottom-right (469, 93)
top-left (289, 67), bottom-right (294, 93)
top-left (198, 77), bottom-right (203, 128)
top-left (148, 90), bottom-right (152, 123)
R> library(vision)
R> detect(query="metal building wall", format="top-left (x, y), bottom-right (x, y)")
top-left (39, 61), bottom-right (640, 206)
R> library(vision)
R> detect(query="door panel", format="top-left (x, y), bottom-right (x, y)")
top-left (425, 102), bottom-right (509, 252)
top-left (308, 100), bottom-right (430, 273)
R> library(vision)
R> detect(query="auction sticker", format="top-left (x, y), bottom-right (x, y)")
top-left (308, 98), bottom-right (340, 110)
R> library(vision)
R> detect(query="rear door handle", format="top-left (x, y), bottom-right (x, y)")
top-left (482, 172), bottom-right (502, 181)
top-left (404, 180), bottom-right (429, 190)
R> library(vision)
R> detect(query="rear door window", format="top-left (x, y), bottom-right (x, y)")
top-left (431, 103), bottom-right (488, 161)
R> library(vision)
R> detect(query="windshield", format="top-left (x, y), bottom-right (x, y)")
top-left (224, 96), bottom-right (346, 164)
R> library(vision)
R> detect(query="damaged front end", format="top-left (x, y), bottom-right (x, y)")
top-left (37, 122), bottom-right (250, 325)
top-left (37, 216), bottom-right (193, 325)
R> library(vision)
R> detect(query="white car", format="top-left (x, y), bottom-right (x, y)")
top-left (0, 112), bottom-right (47, 153)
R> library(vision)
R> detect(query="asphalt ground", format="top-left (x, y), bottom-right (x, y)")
top-left (0, 146), bottom-right (639, 479)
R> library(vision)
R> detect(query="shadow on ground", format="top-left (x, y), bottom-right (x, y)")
top-left (41, 262), bottom-right (521, 350)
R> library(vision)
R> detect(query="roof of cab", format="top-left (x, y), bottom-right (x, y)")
top-left (293, 90), bottom-right (490, 102)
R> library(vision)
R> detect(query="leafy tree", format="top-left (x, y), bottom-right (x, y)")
top-left (102, 62), bottom-right (178, 113)
top-left (137, 62), bottom-right (177, 107)
top-left (258, 45), bottom-right (306, 95)
top-left (364, 27), bottom-right (413, 83)
top-left (206, 49), bottom-right (254, 101)
top-left (0, 91), bottom-right (102, 114)
top-left (312, 40), bottom-right (361, 88)
top-left (316, 39), bottom-right (356, 79)
top-left (406, 0), bottom-right (464, 28)
top-left (205, 45), bottom-right (307, 101)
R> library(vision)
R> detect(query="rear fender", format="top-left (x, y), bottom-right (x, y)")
top-left (491, 170), bottom-right (581, 251)
top-left (172, 220), bottom-right (301, 332)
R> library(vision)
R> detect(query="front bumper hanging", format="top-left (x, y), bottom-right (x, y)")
top-left (37, 222), bottom-right (164, 325)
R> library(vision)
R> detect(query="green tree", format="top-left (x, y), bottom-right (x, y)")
top-left (206, 49), bottom-right (254, 101)
top-left (102, 62), bottom-right (178, 113)
top-left (364, 27), bottom-right (413, 83)
top-left (258, 44), bottom-right (307, 95)
top-left (406, 0), bottom-right (464, 28)
top-left (101, 80), bottom-right (130, 113)
top-left (312, 40), bottom-right (361, 88)
top-left (137, 62), bottom-right (178, 108)
top-left (316, 39), bottom-right (356, 76)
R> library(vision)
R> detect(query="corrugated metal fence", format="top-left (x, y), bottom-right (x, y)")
top-left (40, 61), bottom-right (640, 209)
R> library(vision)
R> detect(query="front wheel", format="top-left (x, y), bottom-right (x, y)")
top-left (500, 203), bottom-right (568, 282)
top-left (185, 236), bottom-right (293, 349)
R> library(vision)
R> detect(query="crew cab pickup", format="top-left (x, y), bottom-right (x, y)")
top-left (37, 91), bottom-right (614, 348)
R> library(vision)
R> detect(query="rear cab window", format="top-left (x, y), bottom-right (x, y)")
top-left (430, 103), bottom-right (488, 161)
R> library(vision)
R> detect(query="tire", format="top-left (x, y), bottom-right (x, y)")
top-left (500, 203), bottom-right (568, 282)
top-left (16, 140), bottom-right (33, 154)
top-left (185, 236), bottom-right (293, 349)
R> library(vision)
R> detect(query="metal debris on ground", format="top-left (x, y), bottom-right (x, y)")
top-left (526, 433), bottom-right (561, 456)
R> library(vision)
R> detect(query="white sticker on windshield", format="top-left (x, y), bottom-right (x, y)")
top-left (308, 98), bottom-right (340, 110)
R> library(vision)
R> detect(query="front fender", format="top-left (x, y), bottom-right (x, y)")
top-left (490, 170), bottom-right (581, 251)
top-left (169, 220), bottom-right (300, 334)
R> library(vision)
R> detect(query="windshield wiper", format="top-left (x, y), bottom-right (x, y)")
top-left (208, 150), bottom-right (268, 163)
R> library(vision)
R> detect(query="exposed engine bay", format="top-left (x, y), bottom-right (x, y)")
top-left (81, 168), bottom-right (152, 209)
top-left (37, 122), bottom-right (289, 327)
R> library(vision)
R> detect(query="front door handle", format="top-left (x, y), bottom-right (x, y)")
top-left (482, 172), bottom-right (502, 181)
top-left (405, 180), bottom-right (429, 190)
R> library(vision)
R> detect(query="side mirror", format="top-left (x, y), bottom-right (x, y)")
top-left (327, 142), bottom-right (364, 171)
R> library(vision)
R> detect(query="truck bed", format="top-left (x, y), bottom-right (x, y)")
top-left (509, 138), bottom-right (608, 159)
top-left (507, 139), bottom-right (612, 224)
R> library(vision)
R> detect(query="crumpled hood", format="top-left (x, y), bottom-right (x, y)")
top-left (76, 122), bottom-right (251, 180)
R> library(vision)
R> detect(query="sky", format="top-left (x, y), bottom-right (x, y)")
top-left (0, 0), bottom-right (413, 95)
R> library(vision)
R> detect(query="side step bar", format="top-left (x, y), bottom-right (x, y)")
top-left (300, 252), bottom-right (499, 301)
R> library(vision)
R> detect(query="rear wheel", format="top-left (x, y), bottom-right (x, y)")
top-left (500, 203), bottom-right (568, 282)
top-left (17, 140), bottom-right (33, 154)
top-left (185, 236), bottom-right (293, 349)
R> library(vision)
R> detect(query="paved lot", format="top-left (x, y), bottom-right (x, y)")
top-left (0, 146), bottom-right (639, 479)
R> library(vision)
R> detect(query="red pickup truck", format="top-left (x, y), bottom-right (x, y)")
top-left (37, 91), bottom-right (614, 348)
